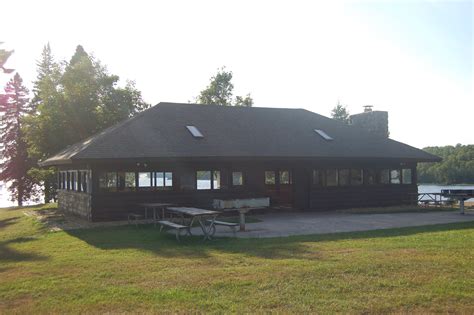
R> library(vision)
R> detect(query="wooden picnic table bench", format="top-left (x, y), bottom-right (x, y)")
top-left (167, 207), bottom-right (221, 241)
top-left (157, 220), bottom-right (189, 241)
top-left (207, 220), bottom-right (239, 237)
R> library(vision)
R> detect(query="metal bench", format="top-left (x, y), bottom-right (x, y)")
top-left (127, 213), bottom-right (144, 227)
top-left (207, 220), bottom-right (238, 237)
top-left (158, 220), bottom-right (189, 241)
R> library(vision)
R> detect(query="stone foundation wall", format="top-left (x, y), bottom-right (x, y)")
top-left (57, 190), bottom-right (92, 220)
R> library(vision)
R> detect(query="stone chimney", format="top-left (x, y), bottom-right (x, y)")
top-left (349, 106), bottom-right (389, 138)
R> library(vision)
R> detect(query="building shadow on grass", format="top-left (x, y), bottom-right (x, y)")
top-left (64, 221), bottom-right (474, 260)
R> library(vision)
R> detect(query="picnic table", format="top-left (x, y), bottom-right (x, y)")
top-left (137, 203), bottom-right (174, 227)
top-left (166, 207), bottom-right (221, 240)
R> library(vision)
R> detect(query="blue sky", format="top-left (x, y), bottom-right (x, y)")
top-left (1, 0), bottom-right (473, 147)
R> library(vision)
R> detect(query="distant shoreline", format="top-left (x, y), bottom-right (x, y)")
top-left (418, 183), bottom-right (474, 186)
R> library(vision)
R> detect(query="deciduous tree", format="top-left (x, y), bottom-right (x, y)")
top-left (197, 67), bottom-right (253, 106)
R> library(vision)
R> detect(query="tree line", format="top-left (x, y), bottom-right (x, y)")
top-left (417, 144), bottom-right (474, 184)
top-left (0, 43), bottom-right (253, 205)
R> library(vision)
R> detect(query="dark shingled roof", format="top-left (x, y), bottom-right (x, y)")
top-left (40, 102), bottom-right (440, 166)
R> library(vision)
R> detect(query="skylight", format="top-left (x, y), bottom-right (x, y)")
top-left (314, 129), bottom-right (333, 141)
top-left (186, 125), bottom-right (204, 138)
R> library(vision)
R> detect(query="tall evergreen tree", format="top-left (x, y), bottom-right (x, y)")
top-left (331, 100), bottom-right (350, 124)
top-left (24, 44), bottom-right (63, 202)
top-left (196, 67), bottom-right (253, 106)
top-left (0, 73), bottom-right (39, 205)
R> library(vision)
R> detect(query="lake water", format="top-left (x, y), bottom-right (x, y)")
top-left (418, 184), bottom-right (474, 202)
top-left (0, 182), bottom-right (473, 208)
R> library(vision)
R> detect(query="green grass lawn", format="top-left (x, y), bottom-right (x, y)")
top-left (1, 205), bottom-right (473, 313)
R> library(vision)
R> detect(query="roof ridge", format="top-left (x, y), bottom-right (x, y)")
top-left (157, 101), bottom-right (306, 111)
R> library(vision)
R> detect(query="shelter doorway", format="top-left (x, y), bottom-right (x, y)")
top-left (264, 170), bottom-right (294, 207)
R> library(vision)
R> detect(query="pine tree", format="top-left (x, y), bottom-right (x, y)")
top-left (331, 100), bottom-right (350, 124)
top-left (24, 43), bottom-right (63, 203)
top-left (0, 73), bottom-right (39, 206)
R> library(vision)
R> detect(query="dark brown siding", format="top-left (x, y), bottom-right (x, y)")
top-left (56, 158), bottom-right (421, 221)
top-left (90, 190), bottom-right (261, 221)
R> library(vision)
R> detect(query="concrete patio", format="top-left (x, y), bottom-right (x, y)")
top-left (195, 210), bottom-right (474, 238)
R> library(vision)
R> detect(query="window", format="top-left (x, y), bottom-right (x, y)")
top-left (314, 129), bottom-right (333, 141)
top-left (196, 170), bottom-right (220, 190)
top-left (312, 170), bottom-right (323, 186)
top-left (72, 172), bottom-right (77, 191)
top-left (213, 171), bottom-right (221, 189)
top-left (138, 172), bottom-right (152, 188)
top-left (326, 169), bottom-right (338, 186)
top-left (99, 172), bottom-right (118, 191)
top-left (58, 172), bottom-right (64, 189)
top-left (351, 169), bottom-right (363, 185)
top-left (77, 171), bottom-right (82, 192)
top-left (165, 172), bottom-right (173, 187)
top-left (232, 172), bottom-right (243, 186)
top-left (197, 171), bottom-right (211, 189)
top-left (279, 171), bottom-right (291, 184)
top-left (186, 125), bottom-right (204, 138)
top-left (66, 172), bottom-right (71, 190)
top-left (390, 169), bottom-right (401, 184)
top-left (125, 172), bottom-right (136, 188)
top-left (380, 169), bottom-right (390, 184)
top-left (402, 168), bottom-right (412, 184)
top-left (364, 169), bottom-right (376, 185)
top-left (117, 172), bottom-right (136, 191)
top-left (265, 171), bottom-right (276, 185)
top-left (338, 169), bottom-right (350, 186)
top-left (154, 171), bottom-right (173, 188)
top-left (81, 171), bottom-right (88, 192)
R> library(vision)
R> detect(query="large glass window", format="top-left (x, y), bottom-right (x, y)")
top-left (380, 169), bottom-right (390, 184)
top-left (197, 171), bottom-right (211, 190)
top-left (138, 172), bottom-right (152, 188)
top-left (155, 171), bottom-right (173, 188)
top-left (265, 171), bottom-right (276, 185)
top-left (117, 172), bottom-right (136, 191)
top-left (196, 170), bottom-right (220, 190)
top-left (165, 172), bottom-right (173, 187)
top-left (232, 171), bottom-right (243, 186)
top-left (351, 169), bottom-right (363, 185)
top-left (326, 169), bottom-right (338, 186)
top-left (390, 169), bottom-right (401, 184)
top-left (279, 171), bottom-right (291, 184)
top-left (402, 168), bottom-right (412, 184)
top-left (338, 169), bottom-right (350, 186)
top-left (99, 172), bottom-right (118, 191)
top-left (364, 169), bottom-right (376, 185)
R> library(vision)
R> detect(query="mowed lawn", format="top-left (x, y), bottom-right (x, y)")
top-left (1, 205), bottom-right (473, 313)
